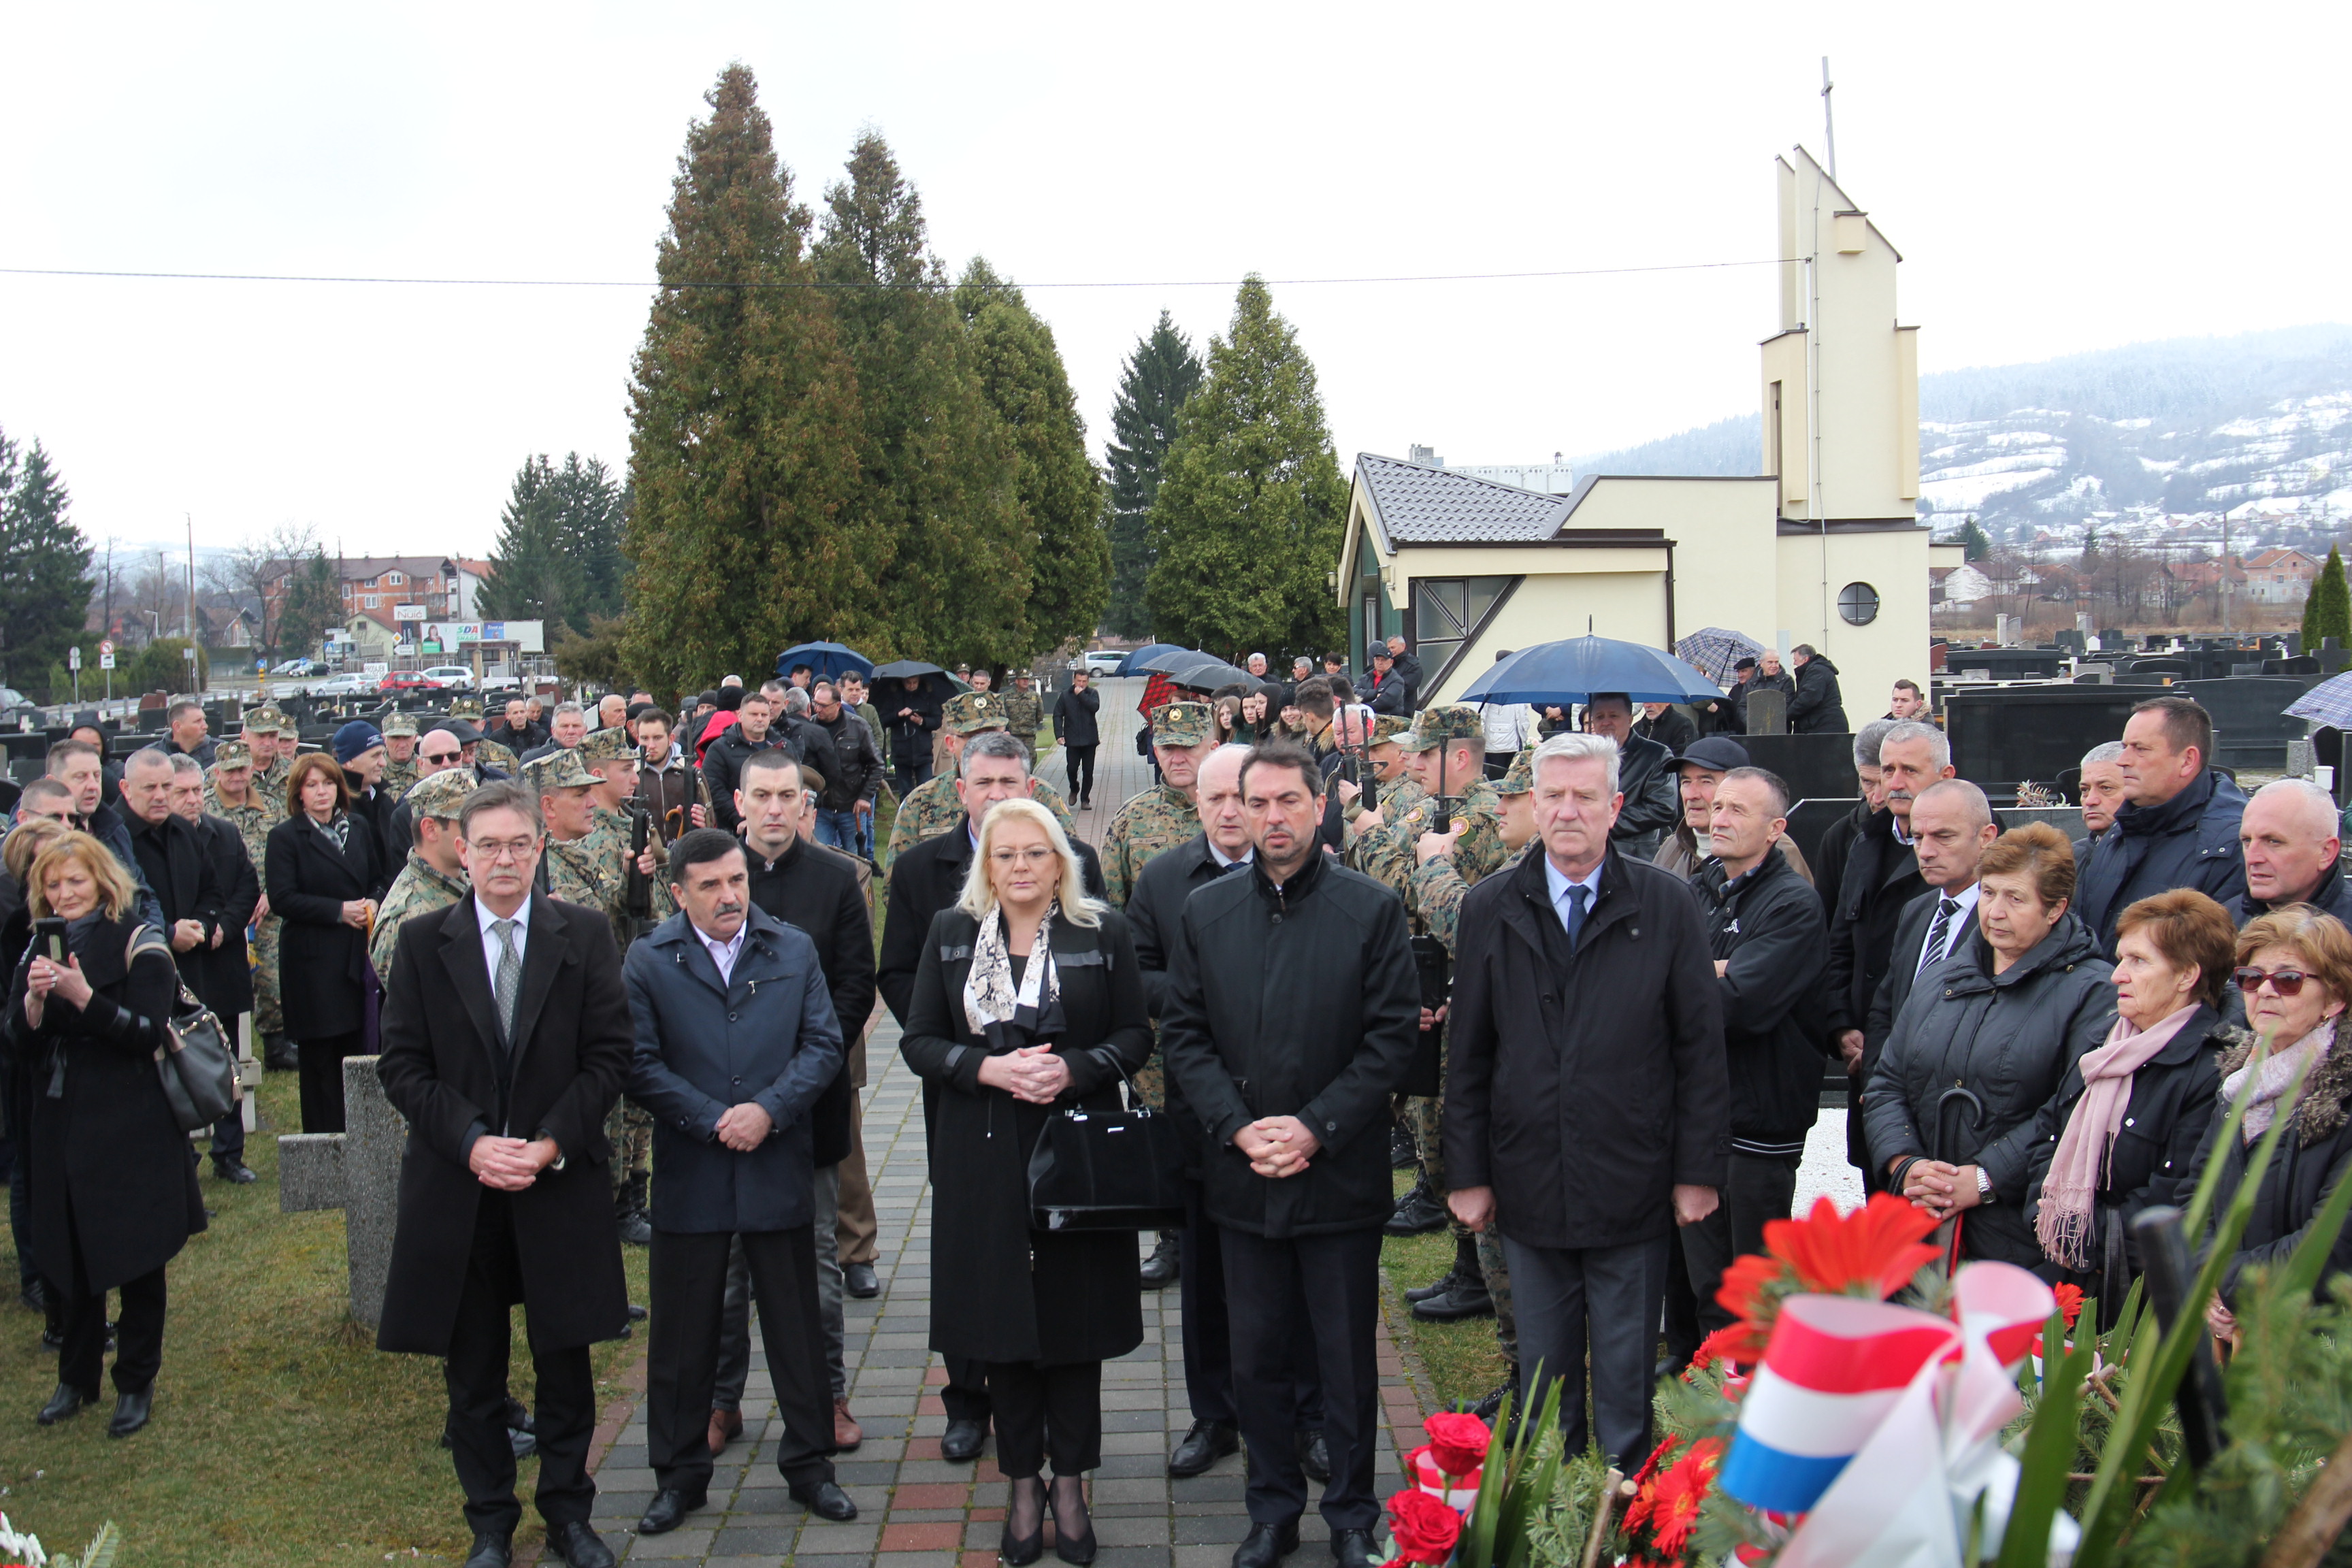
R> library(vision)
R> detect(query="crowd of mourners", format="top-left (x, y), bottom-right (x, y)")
top-left (3, 642), bottom-right (2349, 1568)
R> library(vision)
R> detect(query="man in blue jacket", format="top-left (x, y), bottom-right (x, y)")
top-left (2076, 697), bottom-right (2247, 958)
top-left (623, 829), bottom-right (855, 1537)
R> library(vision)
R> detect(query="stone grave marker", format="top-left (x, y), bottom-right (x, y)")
top-left (1746, 688), bottom-right (1787, 734)
top-left (278, 1054), bottom-right (405, 1329)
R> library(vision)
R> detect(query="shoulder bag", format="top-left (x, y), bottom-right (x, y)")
top-left (126, 929), bottom-right (240, 1132)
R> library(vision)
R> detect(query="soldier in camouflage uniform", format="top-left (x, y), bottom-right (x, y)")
top-left (450, 697), bottom-right (521, 775)
top-left (527, 747), bottom-right (670, 1245)
top-left (1339, 715), bottom-right (1424, 874)
top-left (1100, 701), bottom-right (1215, 909)
top-left (1002, 671), bottom-right (1045, 759)
top-left (369, 767), bottom-right (474, 983)
top-left (883, 691), bottom-right (1076, 868)
top-left (377, 710), bottom-right (421, 800)
top-left (244, 706), bottom-right (295, 812)
top-left (206, 739), bottom-right (294, 1068)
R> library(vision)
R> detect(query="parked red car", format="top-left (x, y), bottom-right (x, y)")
top-left (378, 672), bottom-right (436, 693)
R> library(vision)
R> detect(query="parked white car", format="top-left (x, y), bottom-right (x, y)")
top-left (310, 672), bottom-right (375, 696)
top-left (419, 666), bottom-right (475, 690)
top-left (1081, 650), bottom-right (1126, 676)
top-left (272, 657), bottom-right (329, 677)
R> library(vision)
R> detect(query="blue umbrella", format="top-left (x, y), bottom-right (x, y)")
top-left (775, 641), bottom-right (872, 681)
top-left (2285, 672), bottom-right (2352, 729)
top-left (1458, 636), bottom-right (1725, 706)
top-left (1113, 642), bottom-right (1186, 677)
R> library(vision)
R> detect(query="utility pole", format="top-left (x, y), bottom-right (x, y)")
top-left (2220, 510), bottom-right (2232, 633)
top-left (1821, 58), bottom-right (1838, 181)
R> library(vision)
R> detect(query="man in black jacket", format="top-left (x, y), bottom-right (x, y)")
top-left (173, 755), bottom-right (262, 1181)
top-left (1443, 733), bottom-right (1727, 1469)
top-left (1682, 768), bottom-right (1824, 1333)
top-left (1160, 740), bottom-right (1418, 1568)
top-left (1363, 647), bottom-right (1413, 717)
top-left (120, 749), bottom-right (223, 998)
top-left (1384, 636), bottom-right (1425, 699)
top-left (46, 739), bottom-right (165, 932)
top-left (767, 684), bottom-right (845, 811)
top-left (1786, 646), bottom-right (1848, 734)
top-left (1581, 695), bottom-right (1680, 860)
top-left (806, 681), bottom-right (883, 858)
top-left (876, 733), bottom-right (1104, 1464)
top-left (2077, 697), bottom-right (2247, 957)
top-left (2232, 779), bottom-right (2352, 926)
top-left (1863, 780), bottom-right (1997, 1058)
top-left (1811, 721), bottom-right (1897, 919)
top-left (1053, 670), bottom-right (1102, 808)
top-left (883, 675), bottom-right (945, 799)
top-left (701, 691), bottom-right (784, 834)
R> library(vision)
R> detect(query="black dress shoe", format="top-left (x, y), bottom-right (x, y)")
top-left (544, 1518), bottom-right (617, 1568)
top-left (636, 1487), bottom-right (706, 1533)
top-left (212, 1158), bottom-right (259, 1184)
top-left (1298, 1428), bottom-right (1330, 1484)
top-left (1384, 1183), bottom-right (1448, 1237)
top-left (1168, 1418), bottom-right (1239, 1477)
top-left (789, 1478), bottom-right (858, 1521)
top-left (1411, 1279), bottom-right (1494, 1321)
top-left (1330, 1527), bottom-right (1377, 1568)
top-left (1403, 1267), bottom-right (1465, 1305)
top-left (507, 1426), bottom-right (538, 1461)
top-left (1139, 1232), bottom-right (1181, 1288)
top-left (941, 1416), bottom-right (987, 1461)
top-left (1002, 1477), bottom-right (1045, 1567)
top-left (461, 1533), bottom-right (512, 1568)
top-left (37, 1382), bottom-right (90, 1425)
top-left (1232, 1520), bottom-right (1301, 1568)
top-left (625, 1303), bottom-right (648, 1322)
top-left (107, 1386), bottom-right (152, 1437)
top-left (844, 1260), bottom-right (880, 1298)
top-left (1051, 1475), bottom-right (1096, 1565)
top-left (18, 1279), bottom-right (46, 1315)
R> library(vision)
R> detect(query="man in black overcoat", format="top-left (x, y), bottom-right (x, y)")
top-left (1159, 742), bottom-right (1419, 1568)
top-left (170, 755), bottom-right (261, 1183)
top-left (119, 751), bottom-right (231, 1172)
top-left (876, 732), bottom-right (1102, 1461)
top-left (376, 781), bottom-right (632, 1568)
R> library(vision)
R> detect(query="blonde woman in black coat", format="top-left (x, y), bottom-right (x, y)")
top-left (901, 798), bottom-right (1151, 1566)
top-left (5, 831), bottom-right (205, 1437)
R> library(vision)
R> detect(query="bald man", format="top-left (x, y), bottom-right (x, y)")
top-left (2232, 779), bottom-right (2352, 926)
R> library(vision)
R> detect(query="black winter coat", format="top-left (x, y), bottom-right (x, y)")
top-left (811, 710), bottom-right (884, 808)
top-left (196, 812), bottom-right (259, 1019)
top-left (2076, 769), bottom-right (2248, 959)
top-left (745, 836), bottom-right (875, 1169)
top-left (1635, 706), bottom-right (1699, 757)
top-left (2228, 859), bottom-right (2352, 928)
top-left (1694, 851), bottom-right (1827, 1156)
top-left (1613, 734), bottom-right (1683, 848)
top-left (1863, 913), bottom-right (2115, 1267)
top-left (1444, 847), bottom-right (1729, 1250)
top-left (1853, 887), bottom-right (1980, 1171)
top-left (74, 802), bottom-right (166, 934)
top-left (2181, 1026), bottom-right (2352, 1303)
top-left (1126, 833), bottom-right (1252, 1174)
top-left (1812, 799), bottom-right (1871, 921)
top-left (1733, 671), bottom-right (1797, 730)
top-left (879, 816), bottom-right (1105, 1026)
top-left (2023, 1004), bottom-right (2231, 1306)
top-left (5, 915), bottom-right (206, 1292)
top-left (1788, 655), bottom-right (1848, 734)
top-left (126, 811), bottom-right (221, 996)
top-left (776, 716), bottom-right (845, 808)
top-left (701, 727), bottom-right (780, 834)
top-left (1823, 808), bottom-right (1927, 1038)
top-left (376, 893), bottom-right (632, 1356)
top-left (900, 907), bottom-right (1151, 1364)
top-left (885, 685), bottom-right (945, 763)
top-left (1160, 851), bottom-right (1420, 1238)
top-left (1053, 687), bottom-right (1101, 748)
top-left (265, 812), bottom-right (385, 1039)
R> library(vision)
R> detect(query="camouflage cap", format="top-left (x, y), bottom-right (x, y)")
top-left (404, 766), bottom-right (479, 822)
top-left (522, 748), bottom-right (596, 791)
top-left (1497, 747), bottom-right (1537, 796)
top-left (1151, 701), bottom-right (1213, 747)
top-left (1369, 714), bottom-right (1412, 746)
top-left (212, 740), bottom-right (252, 770)
top-left (382, 711), bottom-right (419, 738)
top-left (943, 691), bottom-right (1009, 735)
top-left (1399, 704), bottom-right (1484, 753)
top-left (446, 697), bottom-right (485, 721)
top-left (240, 706), bottom-right (287, 735)
top-left (579, 727), bottom-right (636, 764)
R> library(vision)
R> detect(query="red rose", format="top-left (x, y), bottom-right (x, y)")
top-left (1421, 1411), bottom-right (1491, 1478)
top-left (1386, 1488), bottom-right (1463, 1565)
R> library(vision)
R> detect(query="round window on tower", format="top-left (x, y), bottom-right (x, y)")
top-left (1838, 582), bottom-right (1880, 626)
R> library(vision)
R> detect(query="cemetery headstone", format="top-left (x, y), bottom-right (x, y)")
top-left (1746, 688), bottom-right (1788, 735)
top-left (278, 1054), bottom-right (405, 1328)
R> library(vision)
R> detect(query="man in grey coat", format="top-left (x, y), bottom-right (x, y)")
top-left (623, 829), bottom-right (855, 1537)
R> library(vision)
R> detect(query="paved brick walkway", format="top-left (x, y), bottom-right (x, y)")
top-left (574, 679), bottom-right (1424, 1567)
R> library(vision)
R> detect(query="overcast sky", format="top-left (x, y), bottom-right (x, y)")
top-left (5, 2), bottom-right (2346, 564)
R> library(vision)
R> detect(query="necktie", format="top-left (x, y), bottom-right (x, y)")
top-left (492, 918), bottom-right (523, 1043)
top-left (1918, 898), bottom-right (1961, 975)
top-left (1562, 883), bottom-right (1590, 948)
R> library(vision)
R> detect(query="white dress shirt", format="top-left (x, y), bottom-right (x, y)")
top-left (1920, 880), bottom-right (1981, 970)
top-left (475, 894), bottom-right (532, 981)
top-left (1541, 855), bottom-right (1605, 935)
top-left (695, 918), bottom-right (749, 985)
top-left (1207, 840), bottom-right (1255, 870)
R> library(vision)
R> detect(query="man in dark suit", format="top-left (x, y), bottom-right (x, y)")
top-left (168, 755), bottom-right (261, 1185)
top-left (1863, 780), bottom-right (1997, 1059)
top-left (623, 828), bottom-right (854, 1535)
top-left (376, 781), bottom-right (632, 1568)
top-left (877, 732), bottom-right (1104, 1462)
top-left (119, 749), bottom-right (222, 998)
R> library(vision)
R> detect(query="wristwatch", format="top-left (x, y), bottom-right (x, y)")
top-left (1975, 1166), bottom-right (1993, 1203)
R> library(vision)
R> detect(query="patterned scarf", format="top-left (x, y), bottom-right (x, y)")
top-left (2036, 1002), bottom-right (2200, 1270)
top-left (314, 811), bottom-right (350, 852)
top-left (962, 900), bottom-right (1061, 1044)
top-left (2223, 1017), bottom-right (2335, 1145)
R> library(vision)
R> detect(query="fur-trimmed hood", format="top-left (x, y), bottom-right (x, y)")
top-left (2216, 1024), bottom-right (2352, 1146)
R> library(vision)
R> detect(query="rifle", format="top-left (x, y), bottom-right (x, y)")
top-left (624, 799), bottom-right (653, 941)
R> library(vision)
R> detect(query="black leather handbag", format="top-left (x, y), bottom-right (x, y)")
top-left (1027, 1101), bottom-right (1188, 1232)
top-left (127, 929), bottom-right (239, 1132)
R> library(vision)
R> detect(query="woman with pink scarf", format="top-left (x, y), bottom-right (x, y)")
top-left (2178, 906), bottom-right (2352, 1344)
top-left (2023, 890), bottom-right (2238, 1327)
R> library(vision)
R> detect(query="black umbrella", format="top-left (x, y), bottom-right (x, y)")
top-left (869, 660), bottom-right (958, 704)
top-left (1164, 656), bottom-right (1254, 692)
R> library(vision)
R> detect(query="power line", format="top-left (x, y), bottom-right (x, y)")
top-left (0, 257), bottom-right (1793, 291)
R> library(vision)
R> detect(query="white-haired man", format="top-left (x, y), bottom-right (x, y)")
top-left (2232, 778), bottom-right (2352, 926)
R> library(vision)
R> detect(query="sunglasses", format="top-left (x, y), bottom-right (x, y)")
top-left (2234, 966), bottom-right (2315, 998)
top-left (420, 750), bottom-right (461, 763)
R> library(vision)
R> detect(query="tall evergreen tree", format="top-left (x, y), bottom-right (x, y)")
top-left (555, 455), bottom-right (629, 622)
top-left (2304, 545), bottom-right (2350, 648)
top-left (956, 259), bottom-right (1108, 655)
top-left (1144, 277), bottom-right (1346, 658)
top-left (815, 132), bottom-right (1031, 668)
top-left (1103, 312), bottom-right (1202, 639)
top-left (278, 550), bottom-right (342, 657)
top-left (622, 65), bottom-right (876, 695)
top-left (1958, 517), bottom-right (1991, 561)
top-left (0, 432), bottom-right (94, 688)
top-left (482, 452), bottom-right (627, 633)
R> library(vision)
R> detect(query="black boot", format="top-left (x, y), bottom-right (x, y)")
top-left (1139, 1231), bottom-right (1180, 1288)
top-left (263, 1033), bottom-right (299, 1072)
top-left (1411, 1272), bottom-right (1494, 1321)
top-left (616, 1173), bottom-right (653, 1247)
top-left (1389, 1122), bottom-right (1417, 1171)
top-left (1384, 1181), bottom-right (1448, 1237)
top-left (1405, 1234), bottom-right (1480, 1303)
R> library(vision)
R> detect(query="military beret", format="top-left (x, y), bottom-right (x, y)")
top-left (1369, 714), bottom-right (1412, 745)
top-left (404, 766), bottom-right (480, 821)
top-left (944, 691), bottom-right (1009, 735)
top-left (240, 706), bottom-right (287, 735)
top-left (1497, 747), bottom-right (1537, 796)
top-left (579, 728), bottom-right (636, 764)
top-left (212, 741), bottom-right (252, 770)
top-left (1399, 704), bottom-right (1483, 753)
top-left (1151, 701), bottom-right (1213, 747)
top-left (381, 711), bottom-right (419, 738)
top-left (523, 749), bottom-right (596, 790)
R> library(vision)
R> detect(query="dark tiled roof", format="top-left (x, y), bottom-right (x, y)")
top-left (1357, 453), bottom-right (1571, 544)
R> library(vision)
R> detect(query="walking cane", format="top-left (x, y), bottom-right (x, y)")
top-left (1931, 1083), bottom-right (1987, 1273)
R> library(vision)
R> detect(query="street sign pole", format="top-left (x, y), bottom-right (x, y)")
top-left (69, 644), bottom-right (80, 704)
top-left (98, 638), bottom-right (116, 704)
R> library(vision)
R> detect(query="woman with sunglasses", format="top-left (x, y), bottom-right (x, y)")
top-left (1865, 823), bottom-right (2117, 1267)
top-left (2021, 889), bottom-right (2236, 1325)
top-left (2182, 906), bottom-right (2352, 1345)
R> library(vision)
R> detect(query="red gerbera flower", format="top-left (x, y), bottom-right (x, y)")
top-left (1763, 1193), bottom-right (1942, 1300)
top-left (1712, 1253), bottom-right (1793, 1354)
top-left (2052, 1283), bottom-right (2085, 1329)
top-left (1684, 1324), bottom-right (1759, 1381)
top-left (1645, 1437), bottom-right (1725, 1558)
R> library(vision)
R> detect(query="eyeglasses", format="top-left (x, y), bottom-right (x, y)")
top-left (2234, 966), bottom-right (2315, 998)
top-left (990, 847), bottom-right (1056, 867)
top-left (466, 837), bottom-right (539, 862)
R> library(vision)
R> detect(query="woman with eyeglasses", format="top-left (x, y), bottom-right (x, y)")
top-left (899, 798), bottom-right (1151, 1565)
top-left (2021, 889), bottom-right (2236, 1324)
top-left (265, 752), bottom-right (384, 1134)
top-left (1865, 823), bottom-right (2117, 1267)
top-left (2181, 905), bottom-right (2352, 1345)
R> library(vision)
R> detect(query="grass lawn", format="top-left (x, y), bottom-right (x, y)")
top-left (0, 1070), bottom-right (650, 1567)
top-left (1379, 1171), bottom-right (1507, 1413)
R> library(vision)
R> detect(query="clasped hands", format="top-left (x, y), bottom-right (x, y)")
top-left (468, 1134), bottom-right (561, 1192)
top-left (1234, 1116), bottom-right (1318, 1179)
top-left (1899, 1158), bottom-right (1984, 1218)
top-left (977, 1045), bottom-right (1073, 1104)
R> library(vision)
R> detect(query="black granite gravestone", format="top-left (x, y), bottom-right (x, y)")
top-left (2182, 676), bottom-right (2321, 770)
top-left (1737, 732), bottom-right (1863, 805)
top-left (1783, 796), bottom-right (1861, 871)
top-left (1945, 687), bottom-right (2141, 804)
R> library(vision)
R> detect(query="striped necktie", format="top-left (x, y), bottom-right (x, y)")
top-left (1917, 898), bottom-right (1961, 976)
